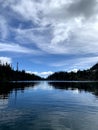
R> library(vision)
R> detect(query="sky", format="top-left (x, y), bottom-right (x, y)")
top-left (0, 0), bottom-right (98, 77)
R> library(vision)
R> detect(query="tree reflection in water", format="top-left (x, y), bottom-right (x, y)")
top-left (48, 81), bottom-right (98, 97)
top-left (1, 81), bottom-right (98, 99)
top-left (0, 82), bottom-right (39, 99)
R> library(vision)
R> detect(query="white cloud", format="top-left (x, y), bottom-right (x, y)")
top-left (3, 0), bottom-right (97, 55)
top-left (12, 26), bottom-right (50, 47)
top-left (11, 0), bottom-right (41, 23)
top-left (0, 16), bottom-right (8, 39)
top-left (49, 56), bottom-right (98, 70)
top-left (39, 71), bottom-right (53, 77)
top-left (0, 0), bottom-right (98, 59)
top-left (68, 69), bottom-right (78, 73)
top-left (0, 42), bottom-right (41, 54)
top-left (0, 57), bottom-right (12, 64)
top-left (73, 56), bottom-right (98, 69)
top-left (26, 71), bottom-right (53, 78)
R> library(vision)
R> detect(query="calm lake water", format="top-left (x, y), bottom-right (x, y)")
top-left (0, 81), bottom-right (98, 130)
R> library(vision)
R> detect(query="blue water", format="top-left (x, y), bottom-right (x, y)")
top-left (0, 81), bottom-right (98, 130)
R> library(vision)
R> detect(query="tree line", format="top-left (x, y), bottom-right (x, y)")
top-left (47, 63), bottom-right (98, 80)
top-left (0, 62), bottom-right (41, 82)
top-left (0, 61), bottom-right (98, 82)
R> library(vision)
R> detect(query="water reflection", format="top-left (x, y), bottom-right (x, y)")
top-left (0, 81), bottom-right (98, 130)
top-left (1, 81), bottom-right (98, 99)
top-left (32, 81), bottom-right (53, 91)
top-left (48, 81), bottom-right (98, 97)
top-left (0, 82), bottom-right (39, 99)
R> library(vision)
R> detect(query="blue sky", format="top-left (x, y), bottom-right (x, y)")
top-left (0, 0), bottom-right (98, 77)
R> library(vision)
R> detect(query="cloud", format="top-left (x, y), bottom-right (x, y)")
top-left (0, 109), bottom-right (23, 123)
top-left (0, 16), bottom-right (8, 39)
top-left (2, 0), bottom-right (97, 55)
top-left (33, 82), bottom-right (53, 91)
top-left (0, 0), bottom-right (98, 71)
top-left (72, 56), bottom-right (98, 69)
top-left (10, 0), bottom-right (40, 23)
top-left (26, 71), bottom-right (53, 78)
top-left (39, 71), bottom-right (53, 77)
top-left (0, 42), bottom-right (41, 54)
top-left (67, 0), bottom-right (98, 18)
top-left (49, 56), bottom-right (98, 71)
top-left (0, 57), bottom-right (12, 64)
top-left (68, 69), bottom-right (78, 73)
top-left (0, 99), bottom-right (8, 109)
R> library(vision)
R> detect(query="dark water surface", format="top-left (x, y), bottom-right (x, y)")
top-left (0, 81), bottom-right (98, 130)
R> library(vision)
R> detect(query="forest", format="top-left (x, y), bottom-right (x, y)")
top-left (47, 63), bottom-right (98, 81)
top-left (0, 62), bottom-right (41, 82)
top-left (0, 61), bottom-right (98, 82)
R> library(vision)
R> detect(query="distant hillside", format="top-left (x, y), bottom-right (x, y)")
top-left (47, 63), bottom-right (98, 81)
top-left (90, 63), bottom-right (98, 70)
top-left (1, 62), bottom-right (98, 82)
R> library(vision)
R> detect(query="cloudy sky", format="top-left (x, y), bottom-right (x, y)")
top-left (0, 0), bottom-right (98, 77)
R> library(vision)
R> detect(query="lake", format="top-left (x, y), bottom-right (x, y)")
top-left (0, 81), bottom-right (98, 130)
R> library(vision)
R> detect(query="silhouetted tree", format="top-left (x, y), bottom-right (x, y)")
top-left (0, 61), bottom-right (41, 82)
top-left (47, 63), bottom-right (98, 81)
